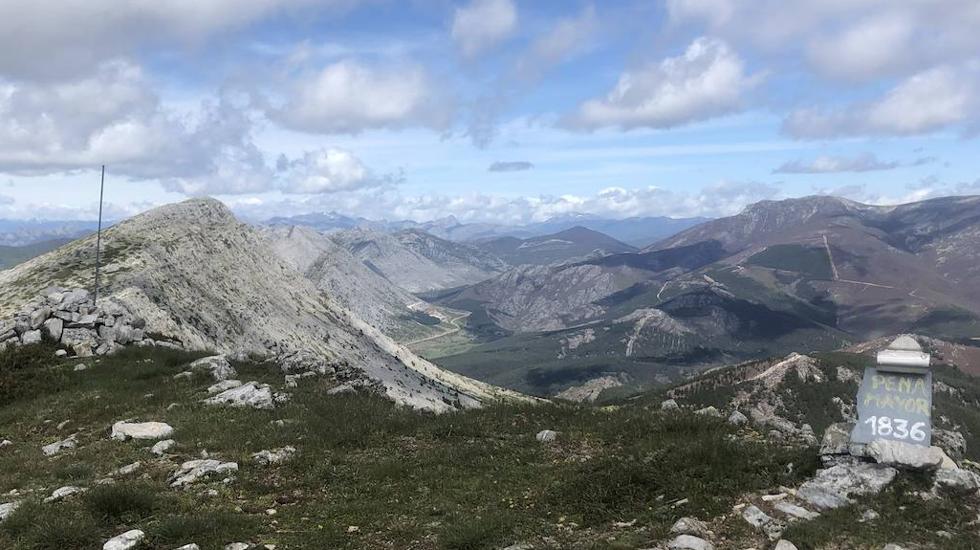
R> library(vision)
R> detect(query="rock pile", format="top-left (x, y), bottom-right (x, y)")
top-left (0, 287), bottom-right (147, 357)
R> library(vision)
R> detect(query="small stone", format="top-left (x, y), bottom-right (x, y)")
top-left (190, 355), bottom-right (237, 381)
top-left (741, 505), bottom-right (785, 541)
top-left (173, 371), bottom-right (193, 380)
top-left (882, 545), bottom-right (907, 550)
top-left (347, 526), bottom-right (360, 534)
top-left (204, 382), bottom-right (275, 410)
top-left (169, 459), bottom-right (239, 487)
top-left (20, 330), bottom-right (42, 345)
top-left (252, 446), bottom-right (297, 466)
top-left (44, 485), bottom-right (85, 503)
top-left (0, 440), bottom-right (11, 449)
top-left (42, 434), bottom-right (78, 456)
top-left (797, 463), bottom-right (897, 511)
top-left (55, 349), bottom-right (67, 357)
top-left (667, 535), bottom-right (714, 550)
top-left (175, 545), bottom-right (201, 550)
top-left (661, 399), bottom-right (680, 411)
top-left (774, 501), bottom-right (820, 521)
top-left (861, 509), bottom-right (880, 522)
top-left (774, 541), bottom-right (798, 550)
top-left (670, 517), bottom-right (710, 538)
top-left (265, 508), bottom-right (277, 515)
top-left (103, 529), bottom-right (145, 550)
top-left (56, 420), bottom-right (71, 430)
top-left (113, 462), bottom-right (142, 476)
top-left (207, 379), bottom-right (243, 394)
top-left (761, 493), bottom-right (787, 502)
top-left (151, 439), bottom-right (176, 456)
top-left (74, 363), bottom-right (89, 372)
top-left (0, 501), bottom-right (22, 521)
top-left (694, 406), bottom-right (721, 417)
top-left (111, 421), bottom-right (174, 441)
top-left (225, 544), bottom-right (249, 550)
top-left (535, 430), bottom-right (558, 443)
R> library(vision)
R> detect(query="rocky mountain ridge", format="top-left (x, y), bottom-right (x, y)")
top-left (0, 199), bottom-right (529, 413)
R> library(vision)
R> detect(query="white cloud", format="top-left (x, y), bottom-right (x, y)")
top-left (488, 161), bottom-right (534, 172)
top-left (451, 0), bottom-right (518, 59)
top-left (0, 0), bottom-right (352, 80)
top-left (784, 66), bottom-right (979, 138)
top-left (667, 0), bottom-right (980, 81)
top-left (774, 153), bottom-right (898, 174)
top-left (270, 60), bottom-right (454, 134)
top-left (514, 5), bottom-right (598, 80)
top-left (277, 148), bottom-right (393, 194)
top-left (0, 61), bottom-right (271, 195)
top-left (568, 38), bottom-right (760, 130)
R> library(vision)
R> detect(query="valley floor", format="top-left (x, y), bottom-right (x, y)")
top-left (0, 345), bottom-right (977, 549)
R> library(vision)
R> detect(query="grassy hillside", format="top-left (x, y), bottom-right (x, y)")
top-left (746, 244), bottom-right (834, 280)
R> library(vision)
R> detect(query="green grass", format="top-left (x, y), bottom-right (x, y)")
top-left (1, 343), bottom-right (978, 549)
top-left (746, 244), bottom-right (834, 280)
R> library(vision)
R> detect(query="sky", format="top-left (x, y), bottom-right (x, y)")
top-left (1, 0), bottom-right (979, 224)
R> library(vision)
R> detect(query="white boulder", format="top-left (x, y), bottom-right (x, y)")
top-left (151, 439), bottom-right (176, 456)
top-left (668, 535), bottom-right (715, 550)
top-left (0, 501), bottom-right (21, 521)
top-left (111, 421), bottom-right (174, 441)
top-left (44, 485), bottom-right (85, 503)
top-left (866, 439), bottom-right (948, 471)
top-left (169, 459), bottom-right (239, 487)
top-left (204, 382), bottom-right (275, 410)
top-left (103, 529), bottom-right (145, 550)
top-left (190, 355), bottom-right (236, 381)
top-left (535, 430), bottom-right (558, 443)
top-left (42, 434), bottom-right (78, 456)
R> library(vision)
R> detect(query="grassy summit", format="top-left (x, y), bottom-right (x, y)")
top-left (0, 343), bottom-right (978, 549)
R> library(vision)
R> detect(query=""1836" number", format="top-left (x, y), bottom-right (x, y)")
top-left (864, 416), bottom-right (927, 442)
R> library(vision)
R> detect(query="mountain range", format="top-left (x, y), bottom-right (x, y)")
top-left (427, 195), bottom-right (980, 397)
top-left (266, 211), bottom-right (707, 247)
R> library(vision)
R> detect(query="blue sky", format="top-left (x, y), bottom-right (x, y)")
top-left (0, 0), bottom-right (978, 223)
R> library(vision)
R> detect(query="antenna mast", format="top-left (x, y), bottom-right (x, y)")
top-left (94, 165), bottom-right (105, 305)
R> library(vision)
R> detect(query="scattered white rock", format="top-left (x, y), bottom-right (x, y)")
top-left (882, 545), bottom-right (907, 550)
top-left (54, 349), bottom-right (68, 357)
top-left (661, 399), bottom-right (680, 412)
top-left (0, 501), bottom-right (21, 521)
top-left (861, 509), bottom-right (880, 522)
top-left (151, 439), bottom-right (176, 456)
top-left (535, 430), bottom-right (558, 443)
top-left (44, 485), bottom-right (85, 503)
top-left (774, 501), bottom-right (820, 521)
top-left (204, 382), bottom-right (275, 410)
top-left (741, 505), bottom-right (785, 541)
top-left (190, 355), bottom-right (237, 381)
top-left (175, 545), bottom-right (201, 550)
top-left (173, 371), bottom-right (193, 380)
top-left (111, 421), bottom-right (174, 441)
top-left (797, 463), bottom-right (897, 511)
top-left (252, 446), bottom-right (296, 466)
top-left (169, 459), bottom-right (239, 487)
top-left (113, 462), bottom-right (142, 476)
top-left (42, 433), bottom-right (78, 456)
top-left (668, 534), bottom-right (714, 550)
top-left (761, 493), bottom-right (787, 502)
top-left (0, 439), bottom-right (12, 449)
top-left (670, 517), bottom-right (710, 538)
top-left (695, 406), bottom-right (721, 418)
top-left (224, 544), bottom-right (249, 550)
top-left (103, 529), bottom-right (145, 550)
top-left (207, 379), bottom-right (243, 394)
top-left (774, 541), bottom-right (798, 550)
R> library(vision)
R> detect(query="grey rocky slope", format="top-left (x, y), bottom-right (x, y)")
top-left (261, 225), bottom-right (457, 342)
top-left (0, 199), bottom-right (527, 412)
top-left (330, 227), bottom-right (507, 293)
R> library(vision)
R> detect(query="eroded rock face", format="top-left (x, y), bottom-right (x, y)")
top-left (169, 459), bottom-right (238, 488)
top-left (797, 463), bottom-right (897, 510)
top-left (111, 421), bottom-right (174, 441)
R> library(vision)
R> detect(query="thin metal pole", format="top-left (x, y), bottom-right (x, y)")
top-left (94, 165), bottom-right (105, 305)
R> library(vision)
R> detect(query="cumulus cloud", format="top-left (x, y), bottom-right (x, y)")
top-left (0, 61), bottom-right (270, 194)
top-left (0, 0), bottom-right (353, 81)
top-left (488, 161), bottom-right (534, 172)
top-left (567, 37), bottom-right (760, 130)
top-left (276, 148), bottom-right (398, 194)
top-left (514, 5), bottom-right (598, 81)
top-left (773, 153), bottom-right (899, 174)
top-left (784, 66), bottom-right (979, 138)
top-left (451, 0), bottom-right (518, 59)
top-left (269, 60), bottom-right (454, 134)
top-left (229, 180), bottom-right (780, 224)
